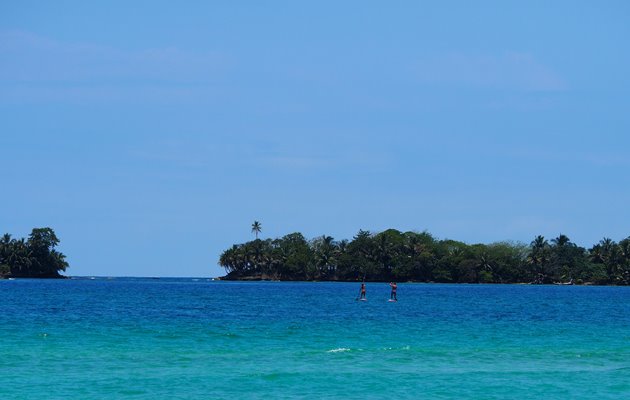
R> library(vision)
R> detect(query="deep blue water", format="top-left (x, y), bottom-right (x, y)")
top-left (1, 278), bottom-right (629, 399)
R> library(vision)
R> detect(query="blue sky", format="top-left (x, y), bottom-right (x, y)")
top-left (2, 1), bottom-right (629, 277)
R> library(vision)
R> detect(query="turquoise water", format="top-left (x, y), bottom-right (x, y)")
top-left (1, 279), bottom-right (629, 399)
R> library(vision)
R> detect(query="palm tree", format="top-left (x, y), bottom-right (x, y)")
top-left (251, 221), bottom-right (262, 239)
top-left (527, 235), bottom-right (550, 283)
top-left (1, 233), bottom-right (11, 246)
top-left (591, 238), bottom-right (621, 284)
top-left (618, 238), bottom-right (630, 284)
top-left (313, 235), bottom-right (337, 279)
top-left (7, 238), bottom-right (32, 275)
top-left (551, 234), bottom-right (571, 248)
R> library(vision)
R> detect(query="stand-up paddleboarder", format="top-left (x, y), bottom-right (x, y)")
top-left (359, 282), bottom-right (367, 300)
top-left (389, 282), bottom-right (397, 301)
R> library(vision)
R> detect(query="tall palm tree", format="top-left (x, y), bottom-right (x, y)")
top-left (1, 233), bottom-right (11, 246)
top-left (313, 235), bottom-right (337, 279)
top-left (251, 221), bottom-right (262, 239)
top-left (551, 234), bottom-right (570, 247)
top-left (527, 235), bottom-right (550, 283)
top-left (591, 238), bottom-right (620, 284)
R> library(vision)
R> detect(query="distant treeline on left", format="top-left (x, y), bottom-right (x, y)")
top-left (0, 228), bottom-right (68, 278)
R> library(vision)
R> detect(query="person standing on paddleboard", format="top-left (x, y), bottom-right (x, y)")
top-left (389, 282), bottom-right (397, 301)
top-left (359, 282), bottom-right (367, 300)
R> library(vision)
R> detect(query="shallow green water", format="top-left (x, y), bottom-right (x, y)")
top-left (1, 279), bottom-right (629, 399)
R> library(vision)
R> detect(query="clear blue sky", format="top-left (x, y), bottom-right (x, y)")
top-left (2, 1), bottom-right (629, 277)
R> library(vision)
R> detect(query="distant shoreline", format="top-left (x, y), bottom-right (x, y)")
top-left (217, 275), bottom-right (598, 286)
top-left (1, 274), bottom-right (67, 279)
top-left (1, 275), bottom-right (619, 286)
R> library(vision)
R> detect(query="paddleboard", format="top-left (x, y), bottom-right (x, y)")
top-left (388, 299), bottom-right (397, 302)
top-left (359, 298), bottom-right (368, 301)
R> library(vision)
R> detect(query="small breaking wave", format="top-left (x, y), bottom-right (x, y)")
top-left (327, 348), bottom-right (351, 353)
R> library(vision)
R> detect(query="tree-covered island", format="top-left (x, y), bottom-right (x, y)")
top-left (219, 229), bottom-right (630, 285)
top-left (0, 228), bottom-right (69, 278)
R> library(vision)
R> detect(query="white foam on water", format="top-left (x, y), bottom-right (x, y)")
top-left (379, 346), bottom-right (410, 351)
top-left (327, 348), bottom-right (351, 353)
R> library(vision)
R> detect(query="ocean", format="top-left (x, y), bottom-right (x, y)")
top-left (1, 278), bottom-right (629, 399)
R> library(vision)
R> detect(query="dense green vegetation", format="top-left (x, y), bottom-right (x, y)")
top-left (0, 228), bottom-right (68, 278)
top-left (219, 229), bottom-right (630, 285)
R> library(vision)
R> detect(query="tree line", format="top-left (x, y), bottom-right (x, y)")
top-left (218, 229), bottom-right (630, 285)
top-left (0, 228), bottom-right (68, 278)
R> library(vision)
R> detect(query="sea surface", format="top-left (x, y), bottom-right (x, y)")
top-left (1, 278), bottom-right (629, 399)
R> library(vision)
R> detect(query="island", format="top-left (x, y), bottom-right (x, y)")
top-left (0, 228), bottom-right (68, 279)
top-left (219, 228), bottom-right (630, 285)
